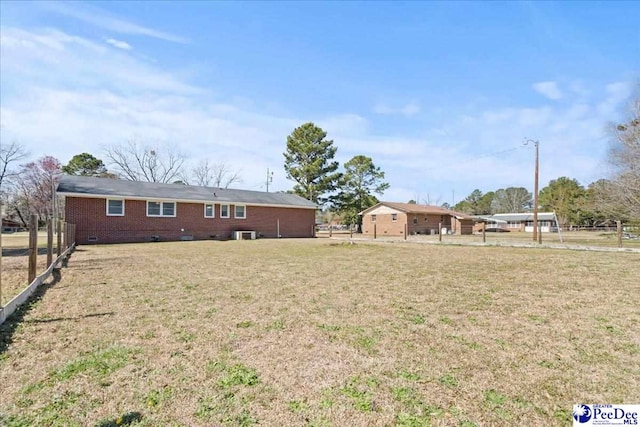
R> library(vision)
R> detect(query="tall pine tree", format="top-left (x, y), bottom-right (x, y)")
top-left (62, 153), bottom-right (109, 177)
top-left (284, 123), bottom-right (341, 205)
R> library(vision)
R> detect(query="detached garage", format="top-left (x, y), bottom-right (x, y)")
top-left (57, 176), bottom-right (317, 244)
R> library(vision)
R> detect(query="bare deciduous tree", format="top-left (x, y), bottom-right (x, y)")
top-left (606, 96), bottom-right (640, 220)
top-left (190, 159), bottom-right (242, 188)
top-left (10, 156), bottom-right (62, 223)
top-left (0, 141), bottom-right (28, 196)
top-left (491, 187), bottom-right (532, 213)
top-left (104, 140), bottom-right (186, 183)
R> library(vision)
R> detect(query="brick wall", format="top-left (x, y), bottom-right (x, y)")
top-left (406, 213), bottom-right (450, 235)
top-left (362, 212), bottom-right (408, 237)
top-left (65, 197), bottom-right (316, 244)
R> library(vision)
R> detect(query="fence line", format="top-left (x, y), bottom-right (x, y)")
top-left (0, 218), bottom-right (76, 326)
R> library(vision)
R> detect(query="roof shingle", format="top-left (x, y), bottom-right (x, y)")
top-left (361, 201), bottom-right (474, 219)
top-left (56, 176), bottom-right (317, 209)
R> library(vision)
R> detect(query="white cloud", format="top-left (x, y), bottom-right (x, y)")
top-left (44, 1), bottom-right (188, 43)
top-left (105, 38), bottom-right (132, 50)
top-left (569, 81), bottom-right (590, 99)
top-left (1, 27), bottom-right (199, 95)
top-left (597, 81), bottom-right (632, 116)
top-left (533, 81), bottom-right (563, 100)
top-left (373, 101), bottom-right (420, 117)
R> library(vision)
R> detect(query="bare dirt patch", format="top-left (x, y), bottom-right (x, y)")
top-left (1, 239), bottom-right (638, 426)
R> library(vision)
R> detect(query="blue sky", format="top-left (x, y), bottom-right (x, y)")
top-left (1, 1), bottom-right (638, 204)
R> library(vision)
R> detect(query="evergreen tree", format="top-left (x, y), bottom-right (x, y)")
top-left (62, 153), bottom-right (109, 177)
top-left (539, 177), bottom-right (585, 227)
top-left (334, 155), bottom-right (389, 227)
top-left (283, 123), bottom-right (341, 205)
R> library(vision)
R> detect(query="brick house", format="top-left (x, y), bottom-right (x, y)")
top-left (1, 218), bottom-right (24, 233)
top-left (360, 202), bottom-right (474, 237)
top-left (57, 176), bottom-right (317, 244)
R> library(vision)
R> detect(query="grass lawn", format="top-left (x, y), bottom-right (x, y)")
top-left (1, 239), bottom-right (638, 426)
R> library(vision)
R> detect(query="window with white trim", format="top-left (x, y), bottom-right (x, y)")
top-left (147, 201), bottom-right (176, 217)
top-left (204, 203), bottom-right (215, 218)
top-left (107, 199), bottom-right (124, 216)
top-left (234, 205), bottom-right (246, 219)
top-left (391, 213), bottom-right (398, 222)
top-left (220, 204), bottom-right (230, 218)
top-left (371, 214), bottom-right (376, 222)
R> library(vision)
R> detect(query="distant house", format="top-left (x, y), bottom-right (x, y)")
top-left (57, 176), bottom-right (317, 244)
top-left (360, 202), bottom-right (475, 236)
top-left (474, 212), bottom-right (558, 233)
top-left (1, 218), bottom-right (24, 233)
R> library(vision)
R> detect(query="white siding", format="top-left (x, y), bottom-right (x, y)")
top-left (366, 205), bottom-right (403, 215)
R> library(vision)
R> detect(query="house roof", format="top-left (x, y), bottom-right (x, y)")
top-left (1, 218), bottom-right (22, 227)
top-left (360, 202), bottom-right (475, 220)
top-left (56, 175), bottom-right (318, 209)
top-left (477, 212), bottom-right (557, 222)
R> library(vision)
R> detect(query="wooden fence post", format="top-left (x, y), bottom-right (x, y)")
top-left (329, 225), bottom-right (332, 238)
top-left (47, 218), bottom-right (53, 267)
top-left (350, 225), bottom-right (353, 238)
top-left (57, 219), bottom-right (62, 256)
top-left (63, 222), bottom-right (68, 249)
top-left (438, 222), bottom-right (442, 242)
top-left (538, 224), bottom-right (542, 244)
top-left (28, 215), bottom-right (38, 284)
top-left (617, 221), bottom-right (622, 248)
top-left (373, 223), bottom-right (377, 239)
top-left (404, 223), bottom-right (407, 240)
top-left (0, 209), bottom-right (3, 307)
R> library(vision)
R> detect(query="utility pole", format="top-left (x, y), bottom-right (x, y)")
top-left (524, 139), bottom-right (540, 243)
top-left (266, 168), bottom-right (274, 192)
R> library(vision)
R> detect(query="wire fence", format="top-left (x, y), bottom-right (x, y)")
top-left (0, 216), bottom-right (76, 325)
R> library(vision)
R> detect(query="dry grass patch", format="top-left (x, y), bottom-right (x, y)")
top-left (1, 239), bottom-right (638, 426)
top-left (1, 231), bottom-right (62, 305)
top-left (1, 252), bottom-right (51, 306)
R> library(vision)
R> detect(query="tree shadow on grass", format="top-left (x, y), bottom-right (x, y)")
top-left (24, 311), bottom-right (114, 324)
top-left (96, 411), bottom-right (143, 427)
